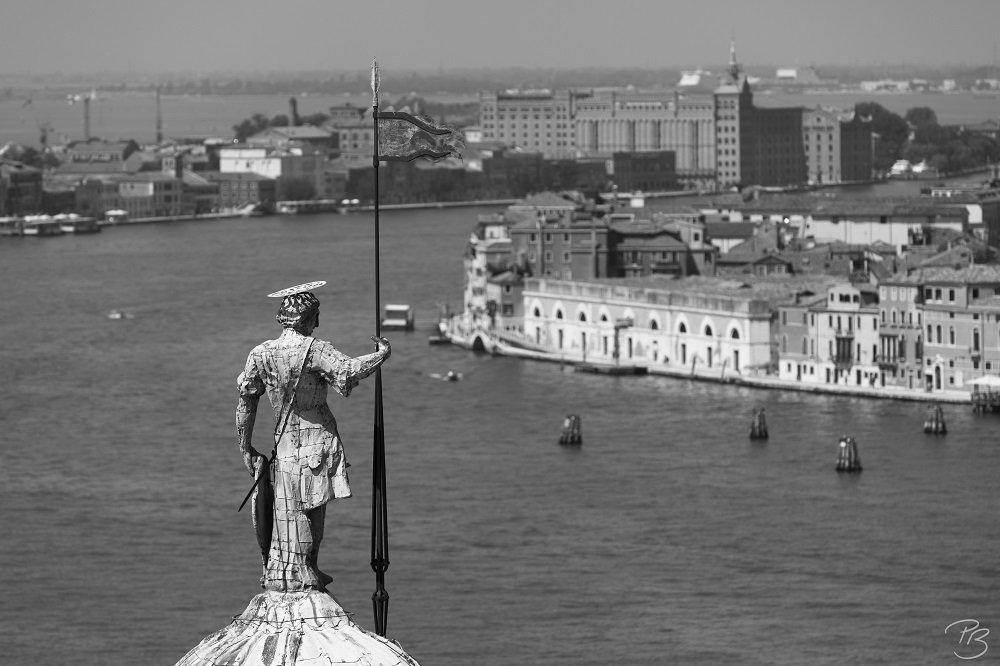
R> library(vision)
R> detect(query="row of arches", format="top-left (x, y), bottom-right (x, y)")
top-left (534, 305), bottom-right (743, 340)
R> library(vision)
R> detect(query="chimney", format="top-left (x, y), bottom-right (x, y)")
top-left (174, 152), bottom-right (183, 180)
top-left (156, 86), bottom-right (163, 145)
top-left (289, 97), bottom-right (300, 127)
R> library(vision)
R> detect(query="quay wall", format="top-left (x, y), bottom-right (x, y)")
top-left (481, 336), bottom-right (972, 404)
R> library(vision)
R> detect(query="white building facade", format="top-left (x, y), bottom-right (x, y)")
top-left (520, 277), bottom-right (774, 374)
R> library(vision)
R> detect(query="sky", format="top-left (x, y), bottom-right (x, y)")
top-left (2, 0), bottom-right (999, 75)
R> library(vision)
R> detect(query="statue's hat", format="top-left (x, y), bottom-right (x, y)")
top-left (267, 281), bottom-right (326, 298)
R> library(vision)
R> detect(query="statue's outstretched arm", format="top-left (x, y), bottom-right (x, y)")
top-left (313, 336), bottom-right (391, 397)
top-left (353, 336), bottom-right (392, 380)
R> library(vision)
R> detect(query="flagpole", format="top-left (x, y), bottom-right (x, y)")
top-left (370, 58), bottom-right (390, 638)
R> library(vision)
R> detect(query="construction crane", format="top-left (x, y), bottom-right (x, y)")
top-left (67, 88), bottom-right (102, 141)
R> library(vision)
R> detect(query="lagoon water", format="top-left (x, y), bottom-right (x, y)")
top-left (1, 206), bottom-right (999, 665)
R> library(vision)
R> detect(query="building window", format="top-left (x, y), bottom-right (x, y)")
top-left (530, 233), bottom-right (537, 243)
top-left (544, 251), bottom-right (553, 263)
top-left (948, 289), bottom-right (955, 302)
top-left (563, 233), bottom-right (570, 243)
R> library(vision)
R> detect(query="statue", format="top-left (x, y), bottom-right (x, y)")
top-left (174, 282), bottom-right (422, 666)
top-left (237, 281), bottom-right (390, 592)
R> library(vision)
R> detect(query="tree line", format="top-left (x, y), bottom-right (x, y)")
top-left (855, 102), bottom-right (998, 174)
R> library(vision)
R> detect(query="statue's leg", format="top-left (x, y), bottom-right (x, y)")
top-left (307, 505), bottom-right (334, 589)
top-left (263, 462), bottom-right (320, 592)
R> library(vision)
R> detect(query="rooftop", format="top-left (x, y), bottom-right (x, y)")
top-left (576, 274), bottom-right (841, 308)
top-left (509, 191), bottom-right (579, 210)
top-left (890, 264), bottom-right (1000, 285)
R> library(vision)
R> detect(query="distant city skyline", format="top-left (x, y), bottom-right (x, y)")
top-left (2, 0), bottom-right (998, 75)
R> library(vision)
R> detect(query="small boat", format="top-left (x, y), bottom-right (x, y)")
top-left (888, 159), bottom-right (912, 179)
top-left (381, 304), bottom-right (414, 331)
top-left (58, 216), bottom-right (100, 233)
top-left (22, 219), bottom-right (64, 236)
top-left (430, 370), bottom-right (462, 382)
top-left (107, 310), bottom-right (134, 320)
top-left (0, 217), bottom-right (24, 236)
top-left (105, 209), bottom-right (129, 224)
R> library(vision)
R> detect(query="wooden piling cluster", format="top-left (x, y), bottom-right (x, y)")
top-left (835, 436), bottom-right (863, 473)
top-left (749, 407), bottom-right (769, 439)
top-left (923, 404), bottom-right (947, 434)
top-left (559, 414), bottom-right (582, 446)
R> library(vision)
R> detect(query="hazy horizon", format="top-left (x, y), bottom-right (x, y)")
top-left (2, 0), bottom-right (998, 76)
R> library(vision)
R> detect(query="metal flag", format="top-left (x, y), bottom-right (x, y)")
top-left (377, 111), bottom-right (464, 162)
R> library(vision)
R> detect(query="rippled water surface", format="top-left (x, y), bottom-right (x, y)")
top-left (1, 208), bottom-right (998, 665)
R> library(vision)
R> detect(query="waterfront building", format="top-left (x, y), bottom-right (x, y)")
top-left (714, 46), bottom-right (751, 189)
top-left (839, 112), bottom-right (875, 183)
top-left (478, 89), bottom-right (584, 159)
top-left (519, 275), bottom-right (826, 374)
top-left (876, 278), bottom-right (925, 390)
top-left (472, 44), bottom-right (874, 193)
top-left (74, 173), bottom-right (182, 219)
top-left (246, 126), bottom-right (336, 157)
top-left (179, 171), bottom-right (219, 215)
top-left (202, 172), bottom-right (275, 210)
top-left (899, 266), bottom-right (1000, 392)
top-left (57, 140), bottom-right (140, 175)
top-left (573, 88), bottom-right (717, 188)
top-left (801, 107), bottom-right (874, 185)
top-left (742, 104), bottom-right (806, 188)
top-left (324, 106), bottom-right (373, 166)
top-left (462, 213), bottom-right (516, 335)
top-left (344, 149), bottom-right (548, 205)
top-left (777, 281), bottom-right (881, 387)
top-left (803, 107), bottom-right (843, 185)
top-left (218, 145), bottom-right (326, 200)
top-left (74, 177), bottom-right (121, 218)
top-left (0, 159), bottom-right (43, 215)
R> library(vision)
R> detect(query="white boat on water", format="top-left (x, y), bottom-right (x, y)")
top-left (105, 209), bottom-right (129, 224)
top-left (22, 217), bottom-right (64, 236)
top-left (381, 304), bottom-right (415, 331)
top-left (888, 159), bottom-right (912, 178)
top-left (56, 214), bottom-right (100, 233)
